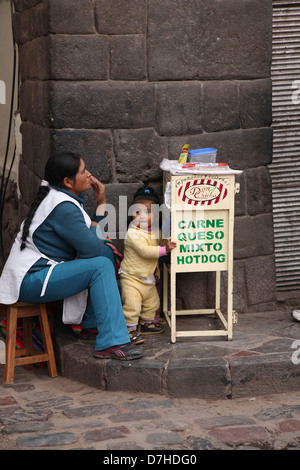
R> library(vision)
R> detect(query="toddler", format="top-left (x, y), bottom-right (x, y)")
top-left (119, 186), bottom-right (176, 344)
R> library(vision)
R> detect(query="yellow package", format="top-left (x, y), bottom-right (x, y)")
top-left (178, 144), bottom-right (189, 163)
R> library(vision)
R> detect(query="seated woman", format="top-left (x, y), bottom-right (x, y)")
top-left (0, 152), bottom-right (144, 361)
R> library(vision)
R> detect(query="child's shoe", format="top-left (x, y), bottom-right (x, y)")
top-left (138, 321), bottom-right (165, 335)
top-left (128, 328), bottom-right (146, 344)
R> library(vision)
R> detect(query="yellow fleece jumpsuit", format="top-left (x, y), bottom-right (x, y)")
top-left (120, 225), bottom-right (162, 327)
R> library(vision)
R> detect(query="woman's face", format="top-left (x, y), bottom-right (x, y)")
top-left (65, 158), bottom-right (92, 196)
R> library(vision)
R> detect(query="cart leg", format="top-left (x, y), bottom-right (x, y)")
top-left (163, 264), bottom-right (168, 316)
top-left (227, 264), bottom-right (233, 341)
top-left (215, 271), bottom-right (221, 314)
top-left (170, 269), bottom-right (176, 343)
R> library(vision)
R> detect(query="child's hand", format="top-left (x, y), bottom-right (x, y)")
top-left (165, 238), bottom-right (177, 253)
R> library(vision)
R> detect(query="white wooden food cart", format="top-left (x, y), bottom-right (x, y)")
top-left (161, 162), bottom-right (241, 343)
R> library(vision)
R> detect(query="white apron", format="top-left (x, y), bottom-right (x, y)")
top-left (0, 188), bottom-right (91, 324)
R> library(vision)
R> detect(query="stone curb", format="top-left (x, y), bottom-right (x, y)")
top-left (53, 310), bottom-right (300, 400)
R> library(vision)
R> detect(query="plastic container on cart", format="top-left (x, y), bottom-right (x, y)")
top-left (189, 148), bottom-right (217, 163)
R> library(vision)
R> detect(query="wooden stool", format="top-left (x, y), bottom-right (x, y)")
top-left (0, 302), bottom-right (57, 384)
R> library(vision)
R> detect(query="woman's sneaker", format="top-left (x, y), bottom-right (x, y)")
top-left (93, 343), bottom-right (144, 361)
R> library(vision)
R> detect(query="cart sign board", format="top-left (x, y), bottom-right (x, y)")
top-left (175, 175), bottom-right (231, 209)
top-left (175, 210), bottom-right (229, 271)
top-left (178, 177), bottom-right (229, 207)
top-left (162, 167), bottom-right (240, 343)
top-left (170, 174), bottom-right (234, 273)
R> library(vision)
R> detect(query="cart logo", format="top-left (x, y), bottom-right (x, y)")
top-left (178, 179), bottom-right (228, 205)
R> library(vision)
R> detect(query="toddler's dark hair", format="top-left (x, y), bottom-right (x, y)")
top-left (132, 186), bottom-right (160, 205)
top-left (128, 186), bottom-right (161, 228)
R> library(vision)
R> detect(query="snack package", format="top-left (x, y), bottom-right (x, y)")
top-left (160, 158), bottom-right (243, 175)
top-left (178, 144), bottom-right (189, 163)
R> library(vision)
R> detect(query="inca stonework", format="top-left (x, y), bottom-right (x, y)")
top-left (5, 0), bottom-right (275, 312)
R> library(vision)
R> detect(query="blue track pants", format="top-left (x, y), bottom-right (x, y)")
top-left (19, 249), bottom-right (130, 351)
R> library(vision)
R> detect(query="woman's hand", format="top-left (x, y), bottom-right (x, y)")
top-left (90, 176), bottom-right (106, 216)
top-left (165, 238), bottom-right (177, 253)
top-left (90, 176), bottom-right (106, 205)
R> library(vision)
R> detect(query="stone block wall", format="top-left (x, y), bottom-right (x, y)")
top-left (7, 0), bottom-right (276, 312)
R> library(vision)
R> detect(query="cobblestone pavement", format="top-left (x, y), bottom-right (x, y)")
top-left (0, 366), bottom-right (299, 451)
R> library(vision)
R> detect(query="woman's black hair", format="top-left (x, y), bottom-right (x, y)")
top-left (20, 152), bottom-right (81, 250)
top-left (44, 152), bottom-right (81, 187)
